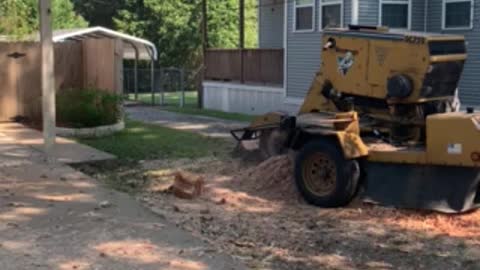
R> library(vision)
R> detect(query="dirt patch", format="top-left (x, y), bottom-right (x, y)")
top-left (88, 155), bottom-right (480, 270)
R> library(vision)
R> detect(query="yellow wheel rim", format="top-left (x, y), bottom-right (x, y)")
top-left (302, 153), bottom-right (337, 197)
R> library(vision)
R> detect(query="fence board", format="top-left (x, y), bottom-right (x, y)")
top-left (15, 42), bottom-right (42, 121)
top-left (0, 43), bottom-right (18, 121)
top-left (0, 39), bottom-right (119, 122)
top-left (83, 39), bottom-right (116, 92)
top-left (205, 49), bottom-right (283, 86)
top-left (55, 42), bottom-right (83, 91)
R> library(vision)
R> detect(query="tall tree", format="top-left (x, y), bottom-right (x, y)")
top-left (207, 0), bottom-right (258, 49)
top-left (113, 0), bottom-right (258, 68)
top-left (0, 0), bottom-right (37, 39)
top-left (114, 0), bottom-right (203, 68)
top-left (51, 0), bottom-right (88, 30)
top-left (71, 0), bottom-right (126, 28)
top-left (0, 0), bottom-right (88, 40)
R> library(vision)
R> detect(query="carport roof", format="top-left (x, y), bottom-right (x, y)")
top-left (53, 26), bottom-right (157, 61)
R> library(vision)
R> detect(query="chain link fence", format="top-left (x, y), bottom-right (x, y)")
top-left (124, 67), bottom-right (200, 108)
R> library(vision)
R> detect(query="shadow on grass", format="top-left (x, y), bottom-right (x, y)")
top-left (79, 120), bottom-right (232, 161)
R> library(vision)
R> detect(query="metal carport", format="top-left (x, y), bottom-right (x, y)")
top-left (53, 26), bottom-right (158, 103)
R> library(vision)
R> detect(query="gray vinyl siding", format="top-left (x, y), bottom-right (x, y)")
top-left (358, 0), bottom-right (379, 26)
top-left (344, 0), bottom-right (352, 26)
top-left (286, 0), bottom-right (321, 98)
top-left (283, 0), bottom-right (480, 105)
top-left (286, 0), bottom-right (353, 98)
top-left (411, 0), bottom-right (426, 31)
top-left (427, 1), bottom-right (480, 106)
top-left (259, 0), bottom-right (284, 48)
top-left (426, 0), bottom-right (442, 32)
top-left (359, 0), bottom-right (426, 30)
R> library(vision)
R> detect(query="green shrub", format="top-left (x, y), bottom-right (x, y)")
top-left (57, 88), bottom-right (123, 128)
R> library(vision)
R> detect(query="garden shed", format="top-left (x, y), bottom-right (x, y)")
top-left (0, 27), bottom-right (157, 122)
top-left (53, 26), bottom-right (158, 94)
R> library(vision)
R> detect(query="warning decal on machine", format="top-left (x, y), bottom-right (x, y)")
top-left (447, 144), bottom-right (462, 155)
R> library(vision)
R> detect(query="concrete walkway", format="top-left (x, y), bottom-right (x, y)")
top-left (0, 131), bottom-right (244, 269)
top-left (0, 123), bottom-right (115, 164)
top-left (126, 106), bottom-right (248, 140)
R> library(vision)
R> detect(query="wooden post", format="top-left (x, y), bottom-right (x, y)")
top-left (239, 0), bottom-right (245, 84)
top-left (39, 0), bottom-right (56, 161)
top-left (200, 0), bottom-right (208, 109)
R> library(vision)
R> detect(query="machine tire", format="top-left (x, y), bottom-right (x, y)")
top-left (294, 140), bottom-right (360, 208)
top-left (259, 128), bottom-right (288, 159)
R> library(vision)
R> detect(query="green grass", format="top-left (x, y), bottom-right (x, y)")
top-left (80, 120), bottom-right (230, 161)
top-left (162, 106), bottom-right (256, 122)
top-left (128, 92), bottom-right (197, 107)
top-left (127, 92), bottom-right (256, 122)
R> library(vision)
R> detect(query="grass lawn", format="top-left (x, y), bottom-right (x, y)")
top-left (162, 106), bottom-right (256, 122)
top-left (80, 120), bottom-right (231, 161)
top-left (128, 92), bottom-right (197, 106)
top-left (127, 92), bottom-right (257, 122)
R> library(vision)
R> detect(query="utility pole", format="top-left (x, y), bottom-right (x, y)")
top-left (200, 0), bottom-right (208, 109)
top-left (202, 0), bottom-right (208, 54)
top-left (39, 0), bottom-right (56, 161)
top-left (239, 0), bottom-right (245, 83)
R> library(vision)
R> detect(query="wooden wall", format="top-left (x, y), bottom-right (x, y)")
top-left (83, 39), bottom-right (115, 92)
top-left (0, 43), bottom-right (18, 122)
top-left (0, 39), bottom-right (122, 122)
top-left (0, 42), bottom-right (42, 122)
top-left (205, 49), bottom-right (284, 86)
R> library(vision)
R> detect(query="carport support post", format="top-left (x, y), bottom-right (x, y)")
top-left (160, 68), bottom-right (165, 105)
top-left (151, 59), bottom-right (155, 105)
top-left (39, 0), bottom-right (56, 161)
top-left (180, 69), bottom-right (185, 108)
top-left (134, 46), bottom-right (139, 101)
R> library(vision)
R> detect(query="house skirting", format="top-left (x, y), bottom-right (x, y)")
top-left (203, 81), bottom-right (284, 115)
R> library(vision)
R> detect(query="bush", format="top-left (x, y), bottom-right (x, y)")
top-left (57, 88), bottom-right (123, 128)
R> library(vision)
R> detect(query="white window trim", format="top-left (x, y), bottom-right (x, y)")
top-left (293, 0), bottom-right (315, 33)
top-left (379, 0), bottom-right (412, 30)
top-left (442, 0), bottom-right (474, 30)
top-left (318, 0), bottom-right (344, 31)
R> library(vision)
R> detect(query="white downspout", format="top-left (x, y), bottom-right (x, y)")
top-left (352, 0), bottom-right (359, 25)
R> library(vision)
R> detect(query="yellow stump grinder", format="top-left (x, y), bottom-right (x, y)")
top-left (231, 25), bottom-right (480, 213)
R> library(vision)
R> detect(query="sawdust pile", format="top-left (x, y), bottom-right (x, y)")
top-left (231, 155), bottom-right (303, 203)
top-left (134, 156), bottom-right (480, 269)
top-left (368, 207), bottom-right (480, 239)
top-left (224, 155), bottom-right (480, 239)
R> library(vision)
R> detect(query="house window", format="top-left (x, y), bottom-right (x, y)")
top-left (295, 0), bottom-right (314, 31)
top-left (443, 0), bottom-right (474, 29)
top-left (380, 0), bottom-right (411, 29)
top-left (320, 0), bottom-right (343, 30)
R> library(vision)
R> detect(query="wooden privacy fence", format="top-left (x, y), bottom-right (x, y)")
top-left (0, 39), bottom-right (122, 122)
top-left (205, 49), bottom-right (284, 86)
